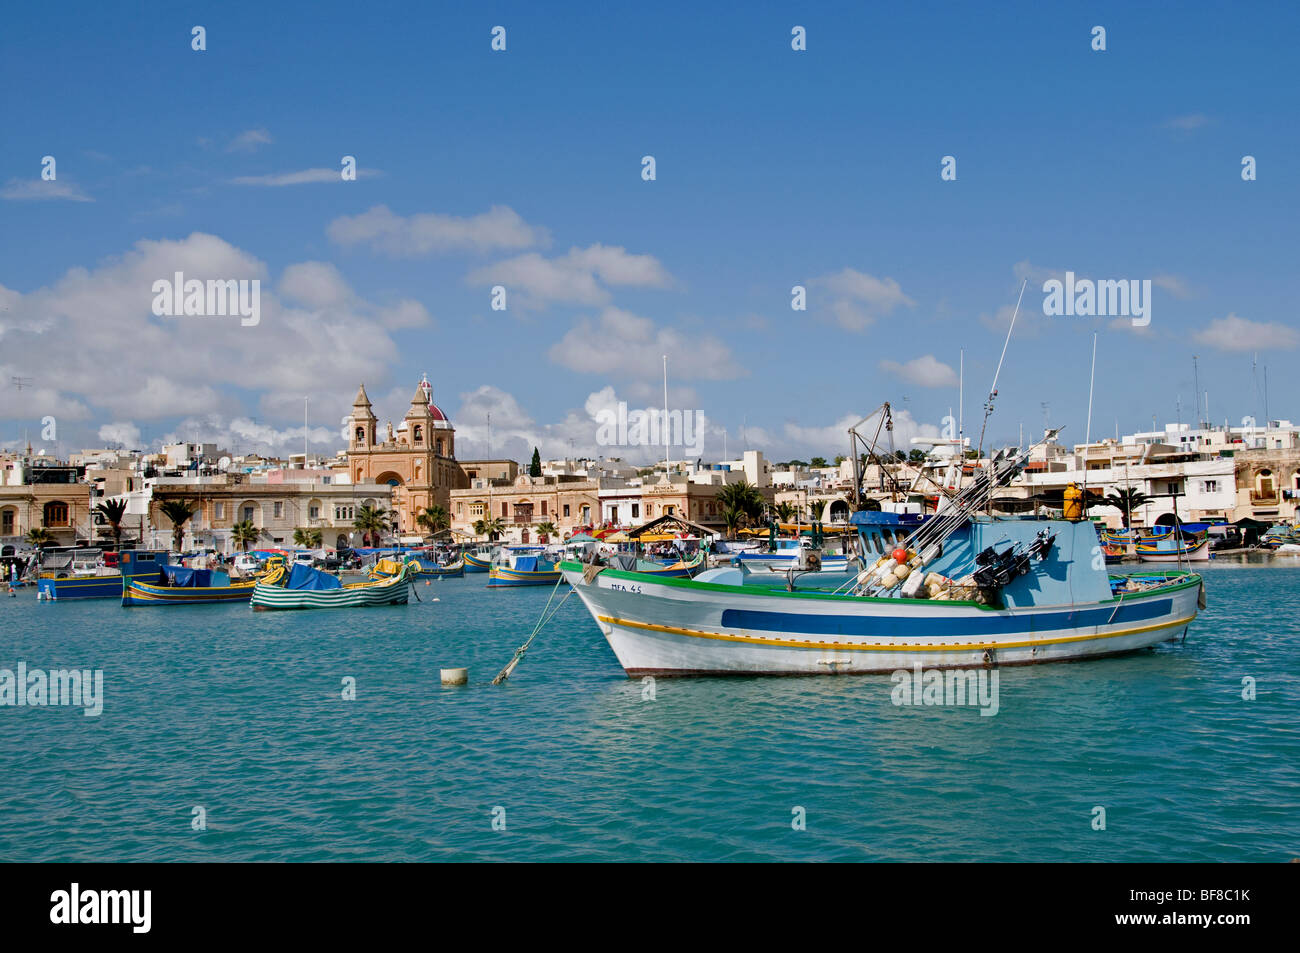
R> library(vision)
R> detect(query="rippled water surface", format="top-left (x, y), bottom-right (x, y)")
top-left (1, 564), bottom-right (1297, 861)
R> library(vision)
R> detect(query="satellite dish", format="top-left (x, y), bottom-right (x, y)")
top-left (218, 457), bottom-right (232, 471)
top-left (37, 449), bottom-right (45, 456)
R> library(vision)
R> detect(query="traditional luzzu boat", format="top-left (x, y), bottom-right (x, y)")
top-left (122, 561), bottom-right (258, 606)
top-left (1135, 532), bottom-right (1210, 563)
top-left (487, 547), bottom-right (563, 588)
top-left (249, 556), bottom-right (416, 610)
top-left (463, 547), bottom-right (495, 572)
top-left (37, 549), bottom-right (169, 600)
top-left (558, 441), bottom-right (1205, 676)
top-left (408, 555), bottom-right (465, 578)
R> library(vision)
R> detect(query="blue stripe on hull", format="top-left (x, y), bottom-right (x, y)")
top-left (720, 599), bottom-right (1174, 637)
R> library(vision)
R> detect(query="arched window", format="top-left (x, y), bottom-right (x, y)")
top-left (355, 426), bottom-right (365, 443)
top-left (1258, 469), bottom-right (1275, 495)
top-left (436, 439), bottom-right (444, 456)
top-left (413, 424), bottom-right (423, 444)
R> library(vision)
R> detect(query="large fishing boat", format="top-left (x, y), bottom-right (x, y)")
top-left (558, 439), bottom-right (1204, 676)
top-left (250, 557), bottom-right (416, 610)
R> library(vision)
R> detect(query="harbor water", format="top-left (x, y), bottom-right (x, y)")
top-left (1, 562), bottom-right (1296, 862)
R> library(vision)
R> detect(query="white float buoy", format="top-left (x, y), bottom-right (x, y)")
top-left (441, 667), bottom-right (468, 686)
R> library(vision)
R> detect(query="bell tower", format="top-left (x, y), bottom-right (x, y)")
top-left (350, 383), bottom-right (377, 449)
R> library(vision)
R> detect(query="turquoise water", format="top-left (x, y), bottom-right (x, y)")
top-left (1, 564), bottom-right (1296, 862)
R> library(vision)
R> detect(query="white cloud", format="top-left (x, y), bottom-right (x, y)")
top-left (549, 306), bottom-right (742, 380)
top-left (880, 354), bottom-right (959, 388)
top-left (226, 128), bottom-right (273, 153)
top-left (1162, 114), bottom-right (1210, 131)
top-left (279, 261), bottom-right (354, 309)
top-left (1152, 274), bottom-right (1194, 299)
top-left (467, 244), bottom-right (673, 311)
top-left (1194, 314), bottom-right (1298, 352)
top-left (0, 233), bottom-right (420, 439)
top-left (808, 268), bottom-right (913, 331)
top-left (230, 168), bottom-right (377, 186)
top-left (327, 204), bottom-right (549, 256)
top-left (98, 422), bottom-right (142, 447)
top-left (1, 178), bottom-right (93, 202)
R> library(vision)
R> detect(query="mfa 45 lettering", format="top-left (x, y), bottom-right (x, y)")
top-left (608, 583), bottom-right (643, 593)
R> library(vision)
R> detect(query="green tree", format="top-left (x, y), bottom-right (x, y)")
top-left (529, 447), bottom-right (542, 477)
top-left (416, 504), bottom-right (451, 538)
top-left (833, 455), bottom-right (846, 465)
top-left (1105, 487), bottom-right (1150, 527)
top-left (810, 456), bottom-right (828, 468)
top-left (535, 520), bottom-right (557, 542)
top-left (95, 498), bottom-right (129, 549)
top-left (232, 519), bottom-right (262, 552)
top-left (293, 527), bottom-right (323, 548)
top-left (717, 480), bottom-right (765, 526)
top-left (774, 502), bottom-right (796, 522)
top-left (473, 516), bottom-right (505, 541)
top-left (25, 527), bottom-right (53, 556)
top-left (158, 500), bottom-right (197, 553)
top-left (908, 448), bottom-right (927, 464)
top-left (353, 503), bottom-right (391, 547)
top-left (720, 506), bottom-right (743, 539)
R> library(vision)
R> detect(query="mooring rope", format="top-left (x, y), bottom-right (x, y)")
top-left (491, 575), bottom-right (575, 684)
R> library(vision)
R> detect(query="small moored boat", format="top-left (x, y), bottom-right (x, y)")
top-left (122, 563), bottom-right (258, 606)
top-left (250, 557), bottom-right (416, 610)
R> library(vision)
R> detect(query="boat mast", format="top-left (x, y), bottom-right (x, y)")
top-left (1083, 331), bottom-right (1097, 516)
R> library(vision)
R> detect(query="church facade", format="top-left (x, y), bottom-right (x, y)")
top-left (345, 376), bottom-right (468, 539)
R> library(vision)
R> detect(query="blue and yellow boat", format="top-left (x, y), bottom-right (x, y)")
top-left (122, 563), bottom-right (258, 606)
top-left (487, 548), bottom-right (562, 588)
top-left (37, 549), bottom-right (169, 600)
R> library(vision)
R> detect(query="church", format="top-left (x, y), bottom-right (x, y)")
top-left (346, 375), bottom-right (468, 539)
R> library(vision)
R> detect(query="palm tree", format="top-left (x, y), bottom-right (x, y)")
top-left (25, 527), bottom-right (53, 563)
top-left (535, 520), bottom-right (557, 542)
top-left (717, 480), bottom-right (765, 528)
top-left (774, 502), bottom-right (796, 523)
top-left (158, 500), bottom-right (197, 553)
top-left (292, 527), bottom-right (322, 549)
top-left (353, 503), bottom-right (391, 547)
top-left (95, 498), bottom-right (129, 549)
top-left (473, 517), bottom-right (505, 542)
top-left (720, 506), bottom-right (743, 539)
top-left (231, 519), bottom-right (262, 552)
top-left (1105, 487), bottom-right (1149, 527)
top-left (416, 504), bottom-right (450, 539)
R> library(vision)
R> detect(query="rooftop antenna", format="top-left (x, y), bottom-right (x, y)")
top-left (976, 278), bottom-right (1027, 462)
top-left (11, 376), bottom-right (33, 390)
top-left (487, 412), bottom-right (493, 454)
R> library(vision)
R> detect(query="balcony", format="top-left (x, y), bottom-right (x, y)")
top-left (1250, 490), bottom-right (1279, 504)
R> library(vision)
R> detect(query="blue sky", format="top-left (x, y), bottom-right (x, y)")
top-left (2, 1), bottom-right (1297, 464)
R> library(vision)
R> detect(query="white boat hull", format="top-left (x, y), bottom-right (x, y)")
top-left (561, 564), bottom-right (1202, 676)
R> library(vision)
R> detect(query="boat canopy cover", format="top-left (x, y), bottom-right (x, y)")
top-left (850, 511), bottom-right (926, 527)
top-left (161, 565), bottom-right (214, 587)
top-left (513, 556), bottom-right (540, 572)
top-left (285, 563), bottom-right (343, 590)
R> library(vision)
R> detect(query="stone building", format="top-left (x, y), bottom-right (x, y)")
top-left (344, 376), bottom-right (468, 538)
